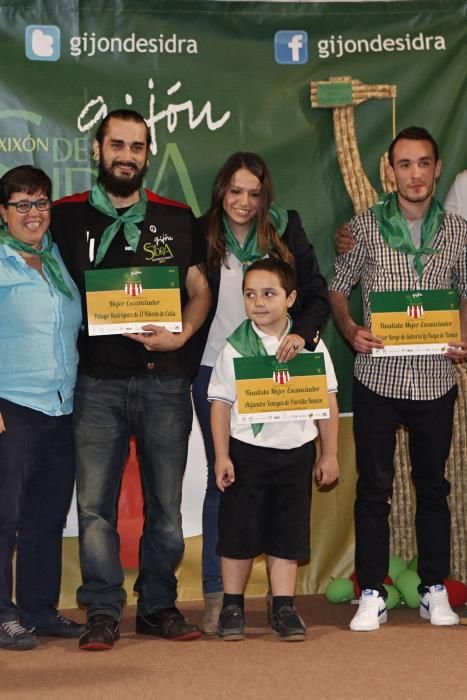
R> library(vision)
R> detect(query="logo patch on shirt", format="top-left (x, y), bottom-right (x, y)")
top-left (143, 233), bottom-right (175, 263)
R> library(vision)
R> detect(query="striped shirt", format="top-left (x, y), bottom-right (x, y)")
top-left (329, 208), bottom-right (467, 400)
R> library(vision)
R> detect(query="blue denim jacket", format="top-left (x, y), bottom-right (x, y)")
top-left (0, 241), bottom-right (82, 415)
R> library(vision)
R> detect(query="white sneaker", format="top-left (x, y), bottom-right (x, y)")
top-left (420, 584), bottom-right (459, 626)
top-left (350, 589), bottom-right (388, 631)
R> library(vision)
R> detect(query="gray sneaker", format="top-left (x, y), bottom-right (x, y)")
top-left (202, 591), bottom-right (224, 636)
top-left (0, 620), bottom-right (39, 651)
top-left (21, 609), bottom-right (85, 637)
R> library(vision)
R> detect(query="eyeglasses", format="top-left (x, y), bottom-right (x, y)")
top-left (5, 199), bottom-right (52, 213)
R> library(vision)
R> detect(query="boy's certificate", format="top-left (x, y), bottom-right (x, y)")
top-left (234, 353), bottom-right (329, 424)
top-left (85, 266), bottom-right (182, 336)
top-left (370, 289), bottom-right (460, 357)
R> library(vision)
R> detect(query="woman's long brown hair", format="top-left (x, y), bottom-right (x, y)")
top-left (204, 152), bottom-right (293, 272)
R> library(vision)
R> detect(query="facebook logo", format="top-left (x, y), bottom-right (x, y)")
top-left (274, 31), bottom-right (308, 65)
top-left (25, 25), bottom-right (61, 61)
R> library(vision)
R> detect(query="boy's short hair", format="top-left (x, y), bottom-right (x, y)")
top-left (242, 258), bottom-right (297, 296)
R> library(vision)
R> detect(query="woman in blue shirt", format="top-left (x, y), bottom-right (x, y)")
top-left (0, 166), bottom-right (83, 650)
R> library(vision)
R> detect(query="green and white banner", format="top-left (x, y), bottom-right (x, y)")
top-left (1, 0), bottom-right (465, 411)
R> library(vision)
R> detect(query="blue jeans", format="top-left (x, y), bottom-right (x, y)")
top-left (73, 374), bottom-right (193, 620)
top-left (192, 365), bottom-right (223, 594)
top-left (0, 399), bottom-right (75, 623)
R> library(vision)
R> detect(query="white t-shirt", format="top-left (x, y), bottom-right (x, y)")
top-left (201, 252), bottom-right (247, 367)
top-left (208, 322), bottom-right (338, 450)
top-left (444, 170), bottom-right (467, 219)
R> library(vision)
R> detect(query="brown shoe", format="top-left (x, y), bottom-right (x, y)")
top-left (136, 608), bottom-right (201, 641)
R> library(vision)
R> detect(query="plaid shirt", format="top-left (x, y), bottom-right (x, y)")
top-left (330, 208), bottom-right (467, 400)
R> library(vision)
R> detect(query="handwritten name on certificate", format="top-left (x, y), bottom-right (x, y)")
top-left (85, 266), bottom-right (182, 336)
top-left (370, 289), bottom-right (460, 357)
top-left (234, 354), bottom-right (329, 424)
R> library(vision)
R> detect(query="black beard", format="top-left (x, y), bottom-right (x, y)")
top-left (98, 160), bottom-right (147, 199)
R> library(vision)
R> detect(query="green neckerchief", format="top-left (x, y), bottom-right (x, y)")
top-left (223, 203), bottom-right (288, 272)
top-left (89, 182), bottom-right (148, 266)
top-left (228, 316), bottom-right (292, 437)
top-left (372, 191), bottom-right (443, 279)
top-left (0, 225), bottom-right (74, 299)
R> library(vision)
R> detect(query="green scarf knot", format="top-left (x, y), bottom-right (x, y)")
top-left (89, 182), bottom-right (148, 266)
top-left (0, 225), bottom-right (74, 299)
top-left (372, 191), bottom-right (443, 279)
top-left (223, 203), bottom-right (288, 272)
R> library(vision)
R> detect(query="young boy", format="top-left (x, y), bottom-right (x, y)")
top-left (208, 258), bottom-right (339, 641)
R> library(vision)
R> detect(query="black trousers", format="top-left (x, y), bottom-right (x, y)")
top-left (0, 399), bottom-right (75, 623)
top-left (217, 437), bottom-right (315, 561)
top-left (352, 379), bottom-right (457, 595)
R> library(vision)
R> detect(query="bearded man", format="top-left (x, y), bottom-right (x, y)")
top-left (52, 109), bottom-right (210, 650)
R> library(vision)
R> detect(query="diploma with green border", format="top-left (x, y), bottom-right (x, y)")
top-left (370, 289), bottom-right (460, 357)
top-left (84, 266), bottom-right (182, 336)
top-left (234, 353), bottom-right (329, 423)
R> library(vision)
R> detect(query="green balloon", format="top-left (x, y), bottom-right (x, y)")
top-left (396, 569), bottom-right (421, 608)
top-left (383, 584), bottom-right (401, 610)
top-left (388, 555), bottom-right (407, 582)
top-left (325, 578), bottom-right (355, 603)
top-left (407, 555), bottom-right (418, 572)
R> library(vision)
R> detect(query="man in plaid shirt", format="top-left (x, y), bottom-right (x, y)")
top-left (329, 126), bottom-right (467, 631)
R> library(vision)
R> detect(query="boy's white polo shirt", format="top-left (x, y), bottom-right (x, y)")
top-left (208, 322), bottom-right (338, 450)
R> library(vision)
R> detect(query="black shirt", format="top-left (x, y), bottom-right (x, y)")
top-left (51, 190), bottom-right (206, 379)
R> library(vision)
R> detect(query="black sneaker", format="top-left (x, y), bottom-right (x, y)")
top-left (79, 614), bottom-right (120, 651)
top-left (0, 620), bottom-right (39, 651)
top-left (136, 607), bottom-right (201, 641)
top-left (22, 609), bottom-right (85, 638)
top-left (271, 605), bottom-right (306, 641)
top-left (218, 605), bottom-right (245, 641)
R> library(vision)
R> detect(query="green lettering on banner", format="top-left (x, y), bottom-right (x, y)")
top-left (152, 143), bottom-right (201, 216)
top-left (0, 109), bottom-right (42, 124)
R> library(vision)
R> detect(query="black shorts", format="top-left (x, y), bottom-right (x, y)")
top-left (216, 437), bottom-right (316, 561)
